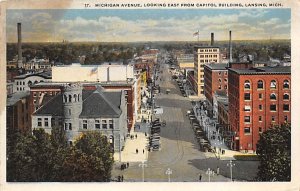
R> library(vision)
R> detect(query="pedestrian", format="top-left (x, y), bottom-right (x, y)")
top-left (199, 174), bottom-right (202, 181)
top-left (145, 132), bottom-right (147, 136)
top-left (121, 175), bottom-right (124, 182)
top-left (136, 149), bottom-right (138, 154)
top-left (143, 149), bottom-right (145, 154)
top-left (135, 134), bottom-right (137, 139)
top-left (127, 162), bottom-right (129, 168)
top-left (217, 166), bottom-right (220, 175)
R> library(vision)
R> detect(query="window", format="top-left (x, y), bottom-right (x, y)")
top-left (44, 118), bottom-right (49, 127)
top-left (224, 78), bottom-right (227, 83)
top-left (95, 120), bottom-right (100, 129)
top-left (259, 116), bottom-right (262, 122)
top-left (244, 105), bottom-right (251, 112)
top-left (283, 94), bottom-right (289, 100)
top-left (259, 93), bottom-right (263, 99)
top-left (83, 120), bottom-right (88, 129)
top-left (244, 116), bottom-right (251, 123)
top-left (272, 116), bottom-right (275, 122)
top-left (283, 80), bottom-right (289, 89)
top-left (283, 104), bottom-right (289, 111)
top-left (102, 120), bottom-right (107, 129)
top-left (68, 95), bottom-right (72, 102)
top-left (259, 127), bottom-right (263, 133)
top-left (17, 81), bottom-right (19, 85)
top-left (38, 118), bottom-right (42, 127)
top-left (218, 79), bottom-right (222, 83)
top-left (284, 116), bottom-right (288, 121)
top-left (244, 80), bottom-right (251, 89)
top-left (257, 80), bottom-right (264, 89)
top-left (270, 93), bottom-right (276, 100)
top-left (224, 72), bottom-right (227, 76)
top-left (270, 105), bottom-right (277, 111)
top-left (270, 80), bottom-right (277, 89)
top-left (218, 72), bottom-right (221, 76)
top-left (224, 85), bottom-right (227, 89)
top-left (68, 109), bottom-right (71, 115)
top-left (64, 123), bottom-right (68, 130)
top-left (244, 127), bottom-right (251, 134)
top-left (244, 93), bottom-right (251, 100)
top-left (109, 120), bottom-right (114, 129)
top-left (69, 123), bottom-right (72, 130)
top-left (259, 105), bottom-right (263, 110)
top-left (218, 85), bottom-right (221, 90)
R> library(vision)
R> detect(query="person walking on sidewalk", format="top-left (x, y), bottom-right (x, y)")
top-left (136, 149), bottom-right (138, 154)
top-left (199, 174), bottom-right (202, 181)
top-left (216, 166), bottom-right (220, 175)
top-left (143, 149), bottom-right (145, 154)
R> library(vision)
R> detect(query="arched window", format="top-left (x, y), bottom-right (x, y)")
top-left (74, 94), bottom-right (77, 102)
top-left (283, 80), bottom-right (289, 89)
top-left (78, 94), bottom-right (80, 101)
top-left (64, 95), bottom-right (67, 103)
top-left (270, 93), bottom-right (276, 100)
top-left (283, 93), bottom-right (289, 100)
top-left (257, 80), bottom-right (264, 89)
top-left (28, 81), bottom-right (32, 86)
top-left (40, 80), bottom-right (44, 82)
top-left (270, 80), bottom-right (277, 89)
top-left (34, 80), bottom-right (38, 84)
top-left (244, 80), bottom-right (251, 89)
top-left (68, 95), bottom-right (72, 102)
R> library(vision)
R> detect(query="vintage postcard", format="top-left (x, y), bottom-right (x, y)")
top-left (1, 0), bottom-right (300, 190)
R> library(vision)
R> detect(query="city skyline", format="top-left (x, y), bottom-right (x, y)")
top-left (6, 9), bottom-right (290, 43)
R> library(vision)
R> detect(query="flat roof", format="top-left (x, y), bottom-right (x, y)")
top-left (205, 63), bottom-right (228, 70)
top-left (194, 45), bottom-right (220, 49)
top-left (229, 66), bottom-right (291, 75)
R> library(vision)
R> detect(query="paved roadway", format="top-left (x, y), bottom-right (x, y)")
top-left (112, 63), bottom-right (258, 182)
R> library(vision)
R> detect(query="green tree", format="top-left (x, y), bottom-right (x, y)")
top-left (256, 123), bottom-right (291, 181)
top-left (61, 131), bottom-right (114, 181)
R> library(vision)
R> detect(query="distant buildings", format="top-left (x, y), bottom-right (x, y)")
top-left (32, 83), bottom-right (127, 151)
top-left (228, 66), bottom-right (291, 151)
top-left (193, 46), bottom-right (220, 97)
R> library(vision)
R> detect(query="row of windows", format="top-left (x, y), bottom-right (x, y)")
top-left (244, 80), bottom-right (290, 90)
top-left (200, 55), bottom-right (218, 58)
top-left (16, 80), bottom-right (45, 86)
top-left (243, 104), bottom-right (290, 112)
top-left (243, 116), bottom-right (289, 135)
top-left (244, 111), bottom-right (289, 124)
top-left (63, 94), bottom-right (81, 103)
top-left (218, 72), bottom-right (227, 76)
top-left (199, 49), bottom-right (218, 52)
top-left (200, 59), bottom-right (218, 63)
top-left (17, 87), bottom-right (25, 91)
top-left (82, 119), bottom-right (114, 130)
top-left (244, 93), bottom-right (290, 100)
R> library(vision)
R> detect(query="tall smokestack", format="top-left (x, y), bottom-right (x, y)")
top-left (211, 33), bottom-right (214, 46)
top-left (229, 30), bottom-right (233, 63)
top-left (17, 23), bottom-right (23, 68)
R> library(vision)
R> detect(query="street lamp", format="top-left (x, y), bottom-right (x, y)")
top-left (165, 168), bottom-right (172, 182)
top-left (139, 161), bottom-right (147, 182)
top-left (227, 160), bottom-right (235, 181)
top-left (206, 168), bottom-right (214, 182)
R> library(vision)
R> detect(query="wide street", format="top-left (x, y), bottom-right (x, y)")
top-left (112, 62), bottom-right (259, 182)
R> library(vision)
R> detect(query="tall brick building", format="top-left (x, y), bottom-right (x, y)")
top-left (228, 66), bottom-right (291, 151)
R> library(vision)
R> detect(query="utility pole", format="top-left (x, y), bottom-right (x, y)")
top-left (139, 161), bottom-right (147, 182)
top-left (206, 168), bottom-right (214, 182)
top-left (165, 168), bottom-right (172, 182)
top-left (227, 160), bottom-right (235, 181)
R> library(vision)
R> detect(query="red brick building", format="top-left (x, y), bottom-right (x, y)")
top-left (228, 66), bottom-right (291, 152)
top-left (204, 63), bottom-right (228, 117)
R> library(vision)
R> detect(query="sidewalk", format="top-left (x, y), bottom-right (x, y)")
top-left (114, 130), bottom-right (149, 162)
top-left (192, 103), bottom-right (256, 160)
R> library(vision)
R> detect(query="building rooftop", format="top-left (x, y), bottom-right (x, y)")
top-left (194, 45), bottom-right (220, 49)
top-left (7, 91), bottom-right (30, 106)
top-left (34, 89), bottom-right (122, 118)
top-left (229, 66), bottom-right (291, 75)
top-left (14, 71), bottom-right (52, 79)
top-left (205, 63), bottom-right (228, 70)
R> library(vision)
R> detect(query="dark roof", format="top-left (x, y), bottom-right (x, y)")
top-left (205, 63), bottom-right (228, 70)
top-left (80, 89), bottom-right (122, 118)
top-left (34, 93), bottom-right (64, 116)
top-left (229, 66), bottom-right (291, 75)
top-left (34, 89), bottom-right (122, 118)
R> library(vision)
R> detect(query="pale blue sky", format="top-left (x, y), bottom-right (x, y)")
top-left (7, 9), bottom-right (290, 42)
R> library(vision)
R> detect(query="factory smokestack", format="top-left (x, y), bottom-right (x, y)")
top-left (211, 33), bottom-right (214, 46)
top-left (17, 23), bottom-right (23, 68)
top-left (229, 30), bottom-right (233, 63)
